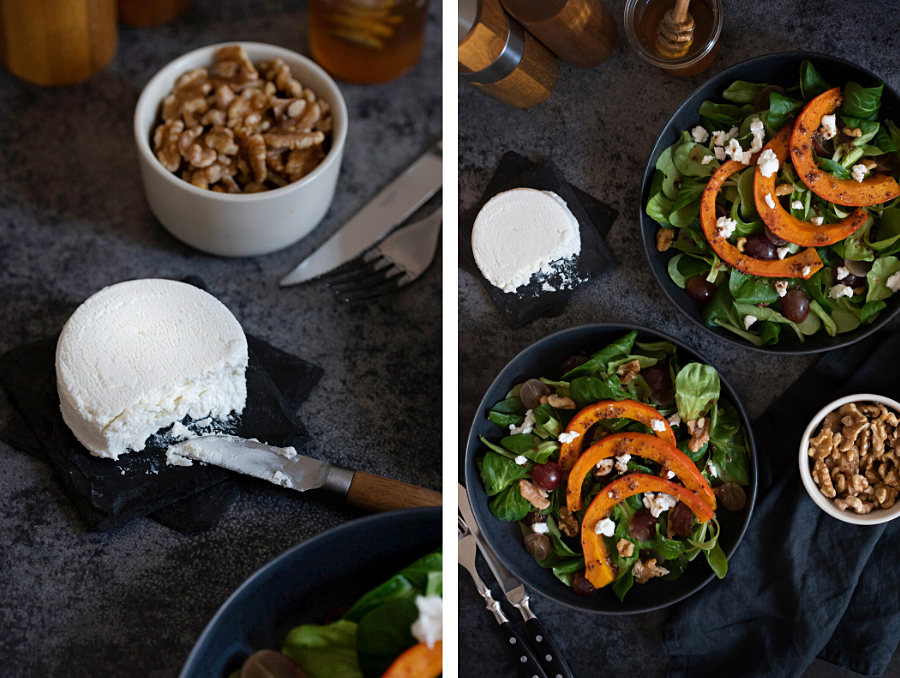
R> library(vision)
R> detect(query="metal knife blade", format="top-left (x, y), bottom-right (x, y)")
top-left (168, 435), bottom-right (351, 493)
top-left (458, 483), bottom-right (527, 605)
top-left (280, 139), bottom-right (442, 286)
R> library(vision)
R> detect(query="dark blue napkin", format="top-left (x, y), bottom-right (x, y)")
top-left (664, 324), bottom-right (900, 677)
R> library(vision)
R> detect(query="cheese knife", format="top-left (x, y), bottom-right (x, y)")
top-left (459, 483), bottom-right (576, 678)
top-left (279, 138), bottom-right (442, 286)
top-left (167, 435), bottom-right (441, 512)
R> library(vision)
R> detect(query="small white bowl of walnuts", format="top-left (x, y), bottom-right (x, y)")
top-left (799, 394), bottom-right (900, 525)
top-left (134, 42), bottom-right (347, 257)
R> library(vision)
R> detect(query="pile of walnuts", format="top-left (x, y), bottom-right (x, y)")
top-left (809, 402), bottom-right (900, 514)
top-left (151, 45), bottom-right (333, 193)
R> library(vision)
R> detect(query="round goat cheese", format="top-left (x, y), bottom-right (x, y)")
top-left (56, 279), bottom-right (249, 460)
top-left (471, 188), bottom-right (581, 293)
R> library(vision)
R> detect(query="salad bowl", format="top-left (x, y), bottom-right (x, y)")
top-left (640, 52), bottom-right (900, 354)
top-left (178, 507), bottom-right (439, 677)
top-left (463, 323), bottom-right (758, 614)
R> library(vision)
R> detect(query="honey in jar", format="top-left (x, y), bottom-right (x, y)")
top-left (309, 0), bottom-right (429, 84)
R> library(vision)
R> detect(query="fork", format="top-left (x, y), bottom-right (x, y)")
top-left (322, 206), bottom-right (442, 302)
top-left (458, 516), bottom-right (548, 678)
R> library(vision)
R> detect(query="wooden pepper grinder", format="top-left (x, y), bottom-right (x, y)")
top-left (118, 0), bottom-right (192, 27)
top-left (0, 0), bottom-right (117, 85)
top-left (500, 0), bottom-right (617, 69)
top-left (655, 0), bottom-right (694, 59)
top-left (459, 0), bottom-right (558, 109)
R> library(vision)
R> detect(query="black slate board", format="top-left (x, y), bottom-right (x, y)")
top-left (459, 152), bottom-right (618, 327)
top-left (0, 333), bottom-right (322, 533)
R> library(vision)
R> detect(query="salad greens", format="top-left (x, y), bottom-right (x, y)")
top-left (646, 60), bottom-right (900, 345)
top-left (478, 331), bottom-right (750, 601)
top-left (231, 550), bottom-right (442, 678)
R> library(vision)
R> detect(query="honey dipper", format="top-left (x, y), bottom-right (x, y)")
top-left (655, 0), bottom-right (694, 59)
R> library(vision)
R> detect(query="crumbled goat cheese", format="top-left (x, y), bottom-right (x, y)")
top-left (510, 409), bottom-right (535, 435)
top-left (757, 148), bottom-right (780, 177)
top-left (791, 200), bottom-right (804, 210)
top-left (716, 216), bottom-right (737, 239)
top-left (615, 454), bottom-right (631, 474)
top-left (811, 216), bottom-right (824, 226)
top-left (851, 164), bottom-right (868, 183)
top-left (819, 114), bottom-right (837, 140)
top-left (706, 461), bottom-right (718, 478)
top-left (765, 194), bottom-right (776, 209)
top-left (411, 595), bottom-right (442, 649)
top-left (691, 126), bottom-right (709, 143)
top-left (829, 284), bottom-right (854, 299)
top-left (667, 470), bottom-right (676, 479)
top-left (714, 146), bottom-right (726, 161)
top-left (836, 266), bottom-right (850, 281)
top-left (725, 138), bottom-right (747, 163)
top-left (643, 492), bottom-right (678, 518)
top-left (887, 272), bottom-right (900, 292)
top-left (651, 419), bottom-right (666, 432)
top-left (541, 281), bottom-right (557, 292)
top-left (595, 458), bottom-right (614, 475)
top-left (802, 265), bottom-right (812, 277)
top-left (775, 280), bottom-right (789, 297)
top-left (514, 455), bottom-right (528, 466)
top-left (744, 314), bottom-right (758, 330)
top-left (532, 521), bottom-right (550, 535)
top-left (668, 413), bottom-right (682, 426)
top-left (712, 130), bottom-right (727, 147)
top-left (748, 117), bottom-right (765, 154)
top-left (558, 430), bottom-right (581, 444)
top-left (777, 246), bottom-right (790, 260)
top-left (701, 154), bottom-right (715, 165)
top-left (595, 518), bottom-right (615, 537)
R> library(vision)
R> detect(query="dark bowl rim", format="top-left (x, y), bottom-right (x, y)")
top-left (177, 506), bottom-right (441, 677)
top-left (463, 322), bottom-right (759, 615)
top-left (639, 50), bottom-right (900, 355)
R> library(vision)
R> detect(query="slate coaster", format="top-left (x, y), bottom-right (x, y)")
top-left (0, 333), bottom-right (322, 533)
top-left (459, 152), bottom-right (618, 327)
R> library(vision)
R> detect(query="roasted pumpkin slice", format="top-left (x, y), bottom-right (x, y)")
top-left (566, 432), bottom-right (716, 513)
top-left (558, 400), bottom-right (675, 471)
top-left (791, 87), bottom-right (900, 206)
top-left (380, 641), bottom-right (442, 678)
top-left (582, 473), bottom-right (714, 589)
top-left (701, 158), bottom-right (823, 278)
top-left (755, 125), bottom-right (868, 245)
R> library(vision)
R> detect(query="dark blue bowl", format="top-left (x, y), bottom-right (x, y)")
top-left (178, 507), bottom-right (440, 677)
top-left (464, 323), bottom-right (758, 614)
top-left (639, 52), bottom-right (900, 354)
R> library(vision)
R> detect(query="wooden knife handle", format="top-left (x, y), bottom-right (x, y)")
top-left (346, 471), bottom-right (442, 512)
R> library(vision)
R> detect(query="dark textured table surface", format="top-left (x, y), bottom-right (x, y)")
top-left (0, 1), bottom-right (441, 676)
top-left (458, 1), bottom-right (900, 676)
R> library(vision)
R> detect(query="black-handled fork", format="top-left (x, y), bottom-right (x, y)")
top-left (458, 516), bottom-right (549, 678)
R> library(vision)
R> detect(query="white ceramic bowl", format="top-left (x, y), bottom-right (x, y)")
top-left (133, 42), bottom-right (348, 257)
top-left (799, 393), bottom-right (900, 525)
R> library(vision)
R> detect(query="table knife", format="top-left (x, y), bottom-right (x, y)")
top-left (459, 516), bottom-right (548, 678)
top-left (167, 435), bottom-right (441, 512)
top-left (459, 483), bottom-right (576, 678)
top-left (280, 138), bottom-right (442, 286)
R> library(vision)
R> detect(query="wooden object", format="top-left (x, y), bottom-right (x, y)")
top-left (500, 0), bottom-right (617, 69)
top-left (655, 0), bottom-right (694, 58)
top-left (118, 0), bottom-right (192, 27)
top-left (0, 0), bottom-right (117, 86)
top-left (346, 471), bottom-right (442, 512)
top-left (458, 0), bottom-right (557, 109)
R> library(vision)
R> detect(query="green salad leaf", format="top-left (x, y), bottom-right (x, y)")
top-left (767, 92), bottom-right (804, 129)
top-left (356, 598), bottom-right (419, 678)
top-left (800, 60), bottom-right (830, 99)
top-left (866, 256), bottom-right (900, 302)
top-left (842, 81), bottom-right (883, 120)
top-left (722, 80), bottom-right (769, 104)
top-left (282, 620), bottom-right (363, 678)
top-left (489, 483), bottom-right (532, 521)
top-left (674, 363), bottom-right (720, 421)
top-left (477, 452), bottom-right (528, 496)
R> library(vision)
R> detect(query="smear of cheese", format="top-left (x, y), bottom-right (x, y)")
top-left (472, 188), bottom-right (581, 293)
top-left (56, 279), bottom-right (248, 460)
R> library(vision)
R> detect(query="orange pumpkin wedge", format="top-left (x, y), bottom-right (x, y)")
top-left (754, 124), bottom-right (869, 246)
top-left (791, 87), bottom-right (900, 207)
top-left (701, 157), bottom-right (823, 278)
top-left (558, 400), bottom-right (675, 471)
top-left (582, 473), bottom-right (715, 589)
top-left (380, 641), bottom-right (442, 678)
top-left (566, 432), bottom-right (716, 513)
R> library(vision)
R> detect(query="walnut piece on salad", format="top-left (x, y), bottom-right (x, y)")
top-left (808, 401), bottom-right (900, 513)
top-left (152, 45), bottom-right (332, 193)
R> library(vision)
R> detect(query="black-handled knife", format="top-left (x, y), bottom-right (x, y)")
top-left (459, 483), bottom-right (576, 678)
top-left (458, 515), bottom-right (548, 678)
